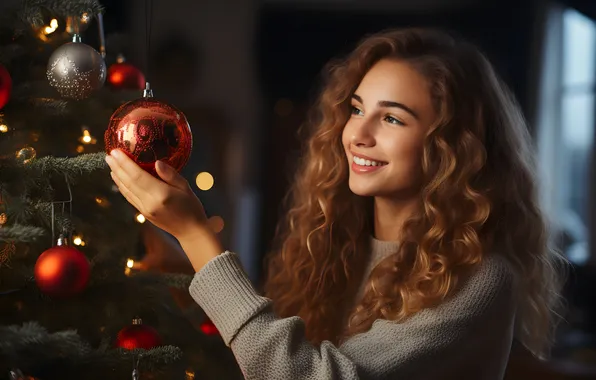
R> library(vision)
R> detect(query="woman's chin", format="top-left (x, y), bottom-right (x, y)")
top-left (348, 184), bottom-right (378, 197)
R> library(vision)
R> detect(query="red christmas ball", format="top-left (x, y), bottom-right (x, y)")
top-left (34, 242), bottom-right (90, 297)
top-left (107, 60), bottom-right (145, 90)
top-left (104, 96), bottom-right (192, 176)
top-left (0, 64), bottom-right (12, 109)
top-left (200, 318), bottom-right (220, 336)
top-left (115, 318), bottom-right (161, 350)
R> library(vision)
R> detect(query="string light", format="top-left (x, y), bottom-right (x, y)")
top-left (76, 145), bottom-right (84, 153)
top-left (79, 127), bottom-right (96, 144)
top-left (125, 258), bottom-right (142, 276)
top-left (37, 18), bottom-right (59, 41)
top-left (72, 235), bottom-right (85, 246)
top-left (135, 213), bottom-right (146, 223)
top-left (185, 369), bottom-right (195, 379)
top-left (195, 172), bottom-right (214, 191)
top-left (44, 19), bottom-right (58, 35)
top-left (0, 113), bottom-right (6, 133)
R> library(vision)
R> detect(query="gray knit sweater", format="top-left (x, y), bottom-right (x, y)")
top-left (189, 238), bottom-right (517, 379)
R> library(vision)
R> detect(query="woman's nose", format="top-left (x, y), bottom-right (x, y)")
top-left (350, 119), bottom-right (376, 147)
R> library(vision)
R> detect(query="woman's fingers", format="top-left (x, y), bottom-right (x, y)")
top-left (155, 160), bottom-right (189, 192)
top-left (106, 150), bottom-right (160, 199)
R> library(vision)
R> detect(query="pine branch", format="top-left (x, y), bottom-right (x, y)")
top-left (16, 0), bottom-right (105, 28)
top-left (26, 153), bottom-right (107, 179)
top-left (121, 346), bottom-right (184, 371)
top-left (30, 201), bottom-right (72, 232)
top-left (0, 321), bottom-right (94, 360)
top-left (0, 224), bottom-right (45, 242)
top-left (0, 322), bottom-right (182, 374)
top-left (29, 97), bottom-right (70, 115)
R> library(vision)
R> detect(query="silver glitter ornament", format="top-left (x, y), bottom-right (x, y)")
top-left (47, 35), bottom-right (106, 100)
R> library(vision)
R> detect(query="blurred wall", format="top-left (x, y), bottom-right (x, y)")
top-left (127, 0), bottom-right (262, 279)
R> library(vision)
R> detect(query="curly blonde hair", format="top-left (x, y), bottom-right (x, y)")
top-left (263, 28), bottom-right (566, 359)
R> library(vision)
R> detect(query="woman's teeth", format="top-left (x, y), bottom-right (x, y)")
top-left (353, 156), bottom-right (387, 167)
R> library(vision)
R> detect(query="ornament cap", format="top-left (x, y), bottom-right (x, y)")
top-left (56, 233), bottom-right (70, 246)
top-left (142, 82), bottom-right (153, 98)
top-left (132, 317), bottom-right (143, 325)
top-left (72, 34), bottom-right (82, 43)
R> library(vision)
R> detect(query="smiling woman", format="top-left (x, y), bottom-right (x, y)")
top-left (107, 28), bottom-right (567, 380)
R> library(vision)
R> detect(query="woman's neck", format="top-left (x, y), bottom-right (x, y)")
top-left (373, 196), bottom-right (418, 241)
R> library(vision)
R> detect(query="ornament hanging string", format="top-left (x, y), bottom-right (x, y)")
top-left (97, 13), bottom-right (107, 58)
top-left (50, 173), bottom-right (73, 245)
top-left (144, 0), bottom-right (154, 84)
top-left (132, 352), bottom-right (141, 380)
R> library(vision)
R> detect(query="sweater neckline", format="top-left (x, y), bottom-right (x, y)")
top-left (370, 235), bottom-right (401, 257)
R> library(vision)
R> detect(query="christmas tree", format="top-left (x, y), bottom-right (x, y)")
top-left (0, 1), bottom-right (241, 379)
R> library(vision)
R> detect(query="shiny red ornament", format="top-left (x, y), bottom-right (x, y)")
top-left (107, 58), bottom-right (145, 90)
top-left (34, 236), bottom-right (90, 297)
top-left (115, 317), bottom-right (161, 350)
top-left (0, 64), bottom-right (12, 109)
top-left (104, 91), bottom-right (192, 176)
top-left (200, 318), bottom-right (220, 336)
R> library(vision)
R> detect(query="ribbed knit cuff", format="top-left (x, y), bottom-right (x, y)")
top-left (188, 251), bottom-right (272, 346)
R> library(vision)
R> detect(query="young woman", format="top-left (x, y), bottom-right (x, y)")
top-left (106, 28), bottom-right (566, 379)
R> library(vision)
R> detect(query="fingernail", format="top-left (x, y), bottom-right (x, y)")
top-left (156, 160), bottom-right (165, 171)
top-left (110, 149), bottom-right (120, 158)
top-left (105, 155), bottom-right (112, 164)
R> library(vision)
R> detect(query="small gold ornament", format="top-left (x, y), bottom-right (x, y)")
top-left (15, 147), bottom-right (36, 164)
top-left (0, 213), bottom-right (7, 226)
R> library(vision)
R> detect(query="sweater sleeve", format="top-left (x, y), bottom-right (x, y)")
top-left (189, 251), bottom-right (517, 380)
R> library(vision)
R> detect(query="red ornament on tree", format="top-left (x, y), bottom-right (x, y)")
top-left (115, 317), bottom-right (162, 350)
top-left (0, 64), bottom-right (12, 109)
top-left (107, 54), bottom-right (145, 91)
top-left (104, 83), bottom-right (192, 176)
top-left (200, 318), bottom-right (220, 336)
top-left (34, 235), bottom-right (90, 297)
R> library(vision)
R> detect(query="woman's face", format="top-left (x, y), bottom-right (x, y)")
top-left (342, 58), bottom-right (436, 198)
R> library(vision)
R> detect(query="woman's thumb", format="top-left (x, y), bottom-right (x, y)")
top-left (155, 160), bottom-right (188, 190)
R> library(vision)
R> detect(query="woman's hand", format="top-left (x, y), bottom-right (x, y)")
top-left (106, 149), bottom-right (223, 271)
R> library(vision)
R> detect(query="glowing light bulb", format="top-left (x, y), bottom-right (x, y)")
top-left (0, 124), bottom-right (7, 133)
top-left (127, 259), bottom-right (134, 268)
top-left (50, 19), bottom-right (58, 28)
top-left (195, 172), bottom-right (214, 191)
top-left (73, 236), bottom-right (83, 245)
top-left (135, 213), bottom-right (146, 223)
top-left (79, 128), bottom-right (96, 144)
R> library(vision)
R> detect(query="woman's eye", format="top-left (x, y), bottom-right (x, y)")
top-left (384, 115), bottom-right (405, 126)
top-left (351, 106), bottom-right (363, 116)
